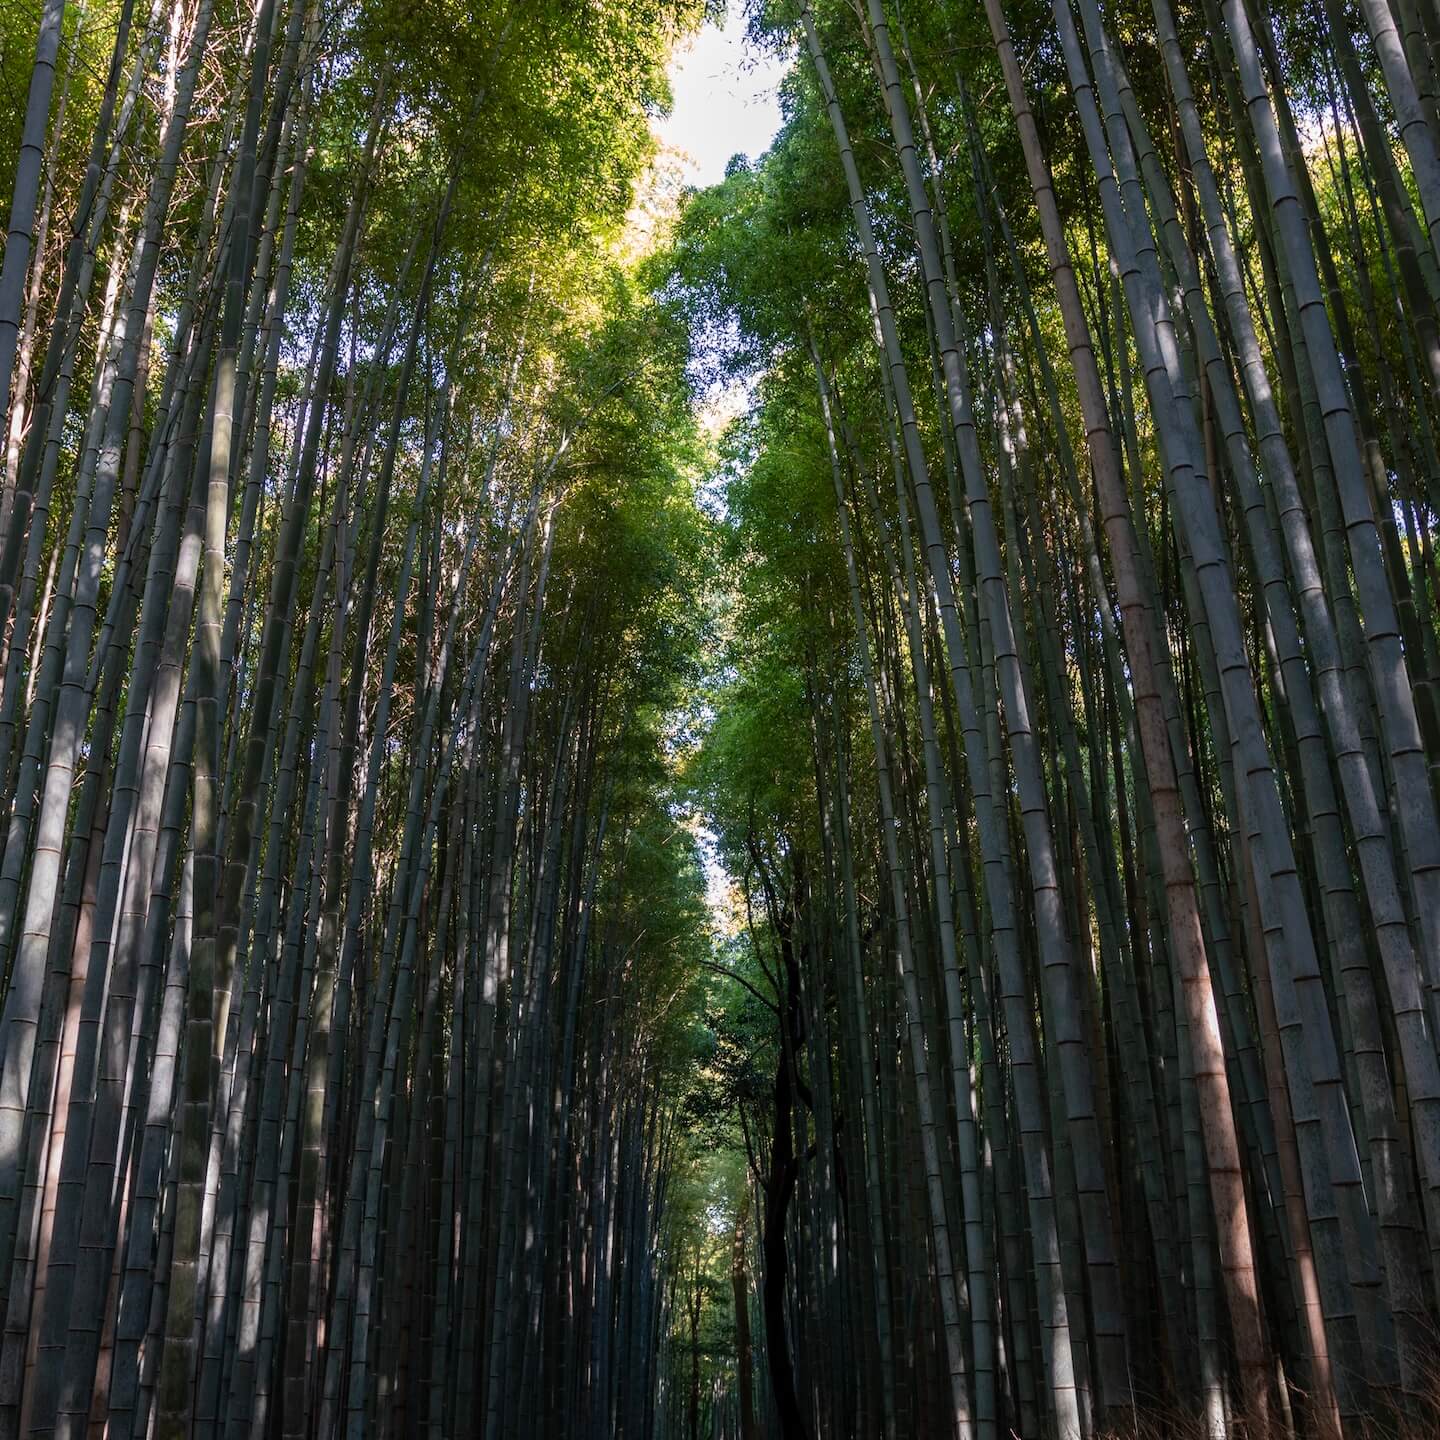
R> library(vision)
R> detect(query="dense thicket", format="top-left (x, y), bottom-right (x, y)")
top-left (661, 0), bottom-right (1440, 1438)
top-left (0, 1), bottom-right (716, 1435)
top-left (8, 0), bottom-right (1440, 1436)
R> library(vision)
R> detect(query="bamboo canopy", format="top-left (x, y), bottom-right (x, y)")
top-left (1, 0), bottom-right (1440, 1435)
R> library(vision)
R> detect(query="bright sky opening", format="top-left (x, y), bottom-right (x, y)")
top-left (652, 12), bottom-right (786, 936)
top-left (658, 8), bottom-right (788, 188)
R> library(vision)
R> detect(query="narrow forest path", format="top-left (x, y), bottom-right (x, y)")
top-left (1, 0), bottom-right (1440, 1437)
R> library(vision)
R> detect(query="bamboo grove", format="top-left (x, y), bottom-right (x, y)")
top-left (660, 0), bottom-right (1440, 1437)
top-left (7, 0), bottom-right (1440, 1435)
top-left (0, 0), bottom-right (721, 1434)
